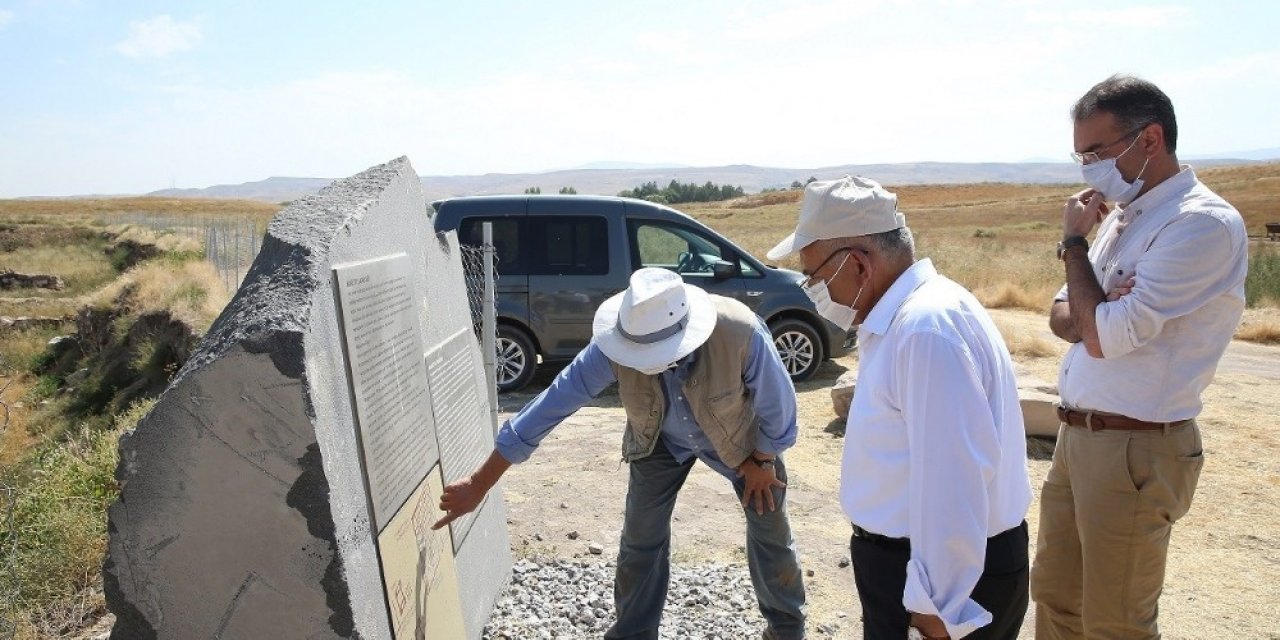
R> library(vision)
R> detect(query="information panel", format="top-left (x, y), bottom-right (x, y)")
top-left (376, 464), bottom-right (466, 639)
top-left (425, 328), bottom-right (492, 552)
top-left (334, 254), bottom-right (437, 532)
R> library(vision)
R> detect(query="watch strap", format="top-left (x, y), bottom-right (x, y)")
top-left (1057, 235), bottom-right (1089, 260)
top-left (1063, 235), bottom-right (1088, 250)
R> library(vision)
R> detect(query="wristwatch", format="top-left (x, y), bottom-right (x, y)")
top-left (1057, 235), bottom-right (1089, 260)
top-left (749, 455), bottom-right (775, 469)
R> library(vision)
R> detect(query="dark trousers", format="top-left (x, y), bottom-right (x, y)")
top-left (604, 438), bottom-right (806, 640)
top-left (850, 521), bottom-right (1028, 640)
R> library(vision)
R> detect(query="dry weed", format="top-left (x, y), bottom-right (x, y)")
top-left (109, 225), bottom-right (203, 254)
top-left (994, 317), bottom-right (1058, 359)
top-left (92, 259), bottom-right (229, 331)
top-left (1235, 317), bottom-right (1280, 344)
top-left (976, 282), bottom-right (1054, 312)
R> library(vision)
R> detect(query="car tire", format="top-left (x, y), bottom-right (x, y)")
top-left (769, 318), bottom-right (825, 382)
top-left (495, 325), bottom-right (537, 393)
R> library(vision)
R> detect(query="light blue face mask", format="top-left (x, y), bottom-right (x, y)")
top-left (1081, 133), bottom-right (1150, 204)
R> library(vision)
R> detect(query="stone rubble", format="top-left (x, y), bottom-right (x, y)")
top-left (483, 558), bottom-right (772, 639)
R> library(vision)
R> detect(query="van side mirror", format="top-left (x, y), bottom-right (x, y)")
top-left (712, 260), bottom-right (738, 281)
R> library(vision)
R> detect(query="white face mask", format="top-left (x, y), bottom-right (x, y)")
top-left (1080, 133), bottom-right (1150, 204)
top-left (801, 254), bottom-right (863, 331)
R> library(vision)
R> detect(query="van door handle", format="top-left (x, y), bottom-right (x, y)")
top-left (746, 291), bottom-right (763, 297)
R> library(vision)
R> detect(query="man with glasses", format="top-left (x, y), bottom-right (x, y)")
top-left (1032, 75), bottom-right (1248, 638)
top-left (770, 177), bottom-right (1032, 639)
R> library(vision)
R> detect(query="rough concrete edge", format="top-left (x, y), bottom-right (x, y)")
top-left (104, 157), bottom-right (416, 638)
top-left (173, 156), bottom-right (412, 381)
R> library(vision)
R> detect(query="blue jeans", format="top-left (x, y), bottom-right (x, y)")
top-left (605, 438), bottom-right (807, 640)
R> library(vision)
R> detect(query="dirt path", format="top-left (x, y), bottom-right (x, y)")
top-left (494, 309), bottom-right (1280, 639)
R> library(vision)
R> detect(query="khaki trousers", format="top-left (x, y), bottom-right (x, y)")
top-left (1030, 419), bottom-right (1204, 640)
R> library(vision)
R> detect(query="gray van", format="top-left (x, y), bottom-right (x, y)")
top-left (432, 194), bottom-right (852, 392)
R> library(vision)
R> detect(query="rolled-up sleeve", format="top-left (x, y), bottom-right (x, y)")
top-left (494, 342), bottom-right (616, 463)
top-left (742, 319), bottom-right (797, 455)
top-left (1095, 215), bottom-right (1236, 359)
top-left (897, 331), bottom-right (1000, 639)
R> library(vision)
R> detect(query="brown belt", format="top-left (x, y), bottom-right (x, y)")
top-left (1056, 406), bottom-right (1189, 432)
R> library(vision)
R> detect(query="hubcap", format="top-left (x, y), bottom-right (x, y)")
top-left (774, 330), bottom-right (814, 376)
top-left (495, 336), bottom-right (526, 385)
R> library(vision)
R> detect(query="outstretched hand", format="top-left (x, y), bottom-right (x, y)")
top-left (432, 475), bottom-right (488, 530)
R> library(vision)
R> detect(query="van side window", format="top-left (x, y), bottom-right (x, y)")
top-left (529, 216), bottom-right (608, 276)
top-left (459, 217), bottom-right (526, 275)
top-left (629, 220), bottom-right (735, 278)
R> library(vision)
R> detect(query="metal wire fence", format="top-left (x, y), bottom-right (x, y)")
top-left (459, 244), bottom-right (494, 340)
top-left (460, 240), bottom-right (499, 429)
top-left (114, 213), bottom-right (263, 292)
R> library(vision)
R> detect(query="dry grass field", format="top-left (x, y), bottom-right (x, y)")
top-left (0, 197), bottom-right (277, 225)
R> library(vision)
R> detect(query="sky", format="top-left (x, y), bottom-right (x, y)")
top-left (1, 0), bottom-right (1278, 197)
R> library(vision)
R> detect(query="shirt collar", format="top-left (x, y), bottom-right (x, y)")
top-left (665, 350), bottom-right (697, 380)
top-left (1123, 164), bottom-right (1196, 214)
top-left (860, 258), bottom-right (937, 336)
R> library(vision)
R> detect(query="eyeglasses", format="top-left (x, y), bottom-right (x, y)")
top-left (801, 248), bottom-right (853, 286)
top-left (1070, 123), bottom-right (1150, 165)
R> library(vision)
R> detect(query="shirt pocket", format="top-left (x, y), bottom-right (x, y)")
top-left (706, 388), bottom-right (752, 446)
top-left (1105, 257), bottom-right (1139, 293)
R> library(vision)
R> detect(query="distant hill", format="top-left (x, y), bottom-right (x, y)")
top-left (149, 177), bottom-right (333, 203)
top-left (1183, 147), bottom-right (1280, 162)
top-left (145, 159), bottom-right (1270, 203)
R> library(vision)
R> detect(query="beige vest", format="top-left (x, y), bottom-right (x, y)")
top-left (610, 295), bottom-right (762, 469)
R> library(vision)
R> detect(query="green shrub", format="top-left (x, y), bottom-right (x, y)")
top-left (1245, 244), bottom-right (1280, 308)
top-left (0, 399), bottom-right (154, 631)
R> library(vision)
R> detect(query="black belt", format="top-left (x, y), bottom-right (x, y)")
top-left (851, 521), bottom-right (1027, 550)
top-left (851, 524), bottom-right (909, 549)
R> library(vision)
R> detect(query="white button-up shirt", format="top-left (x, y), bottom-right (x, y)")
top-left (1056, 166), bottom-right (1248, 422)
top-left (842, 259), bottom-right (1032, 639)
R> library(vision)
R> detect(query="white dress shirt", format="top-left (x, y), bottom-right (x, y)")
top-left (842, 259), bottom-right (1032, 639)
top-left (1055, 166), bottom-right (1248, 422)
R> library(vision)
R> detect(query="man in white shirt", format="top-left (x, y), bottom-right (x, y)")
top-left (769, 177), bottom-right (1033, 640)
top-left (1032, 75), bottom-right (1248, 639)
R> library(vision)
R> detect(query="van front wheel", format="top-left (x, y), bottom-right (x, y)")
top-left (769, 319), bottom-right (824, 382)
top-left (495, 325), bottom-right (537, 393)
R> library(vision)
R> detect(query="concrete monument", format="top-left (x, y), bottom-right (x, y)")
top-left (104, 157), bottom-right (510, 638)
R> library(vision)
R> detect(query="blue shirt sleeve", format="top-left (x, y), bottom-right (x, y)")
top-left (494, 342), bottom-right (617, 464)
top-left (743, 319), bottom-right (798, 455)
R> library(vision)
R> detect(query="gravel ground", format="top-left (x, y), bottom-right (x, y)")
top-left (484, 558), bottom-right (847, 639)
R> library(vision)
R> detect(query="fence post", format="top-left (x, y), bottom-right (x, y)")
top-left (482, 222), bottom-right (499, 432)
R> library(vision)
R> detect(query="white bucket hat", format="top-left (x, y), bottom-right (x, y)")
top-left (593, 268), bottom-right (718, 372)
top-left (767, 175), bottom-right (905, 260)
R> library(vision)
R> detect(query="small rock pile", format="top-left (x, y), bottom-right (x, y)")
top-left (484, 559), bottom-right (767, 639)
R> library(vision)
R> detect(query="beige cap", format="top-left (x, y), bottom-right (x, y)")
top-left (767, 175), bottom-right (905, 261)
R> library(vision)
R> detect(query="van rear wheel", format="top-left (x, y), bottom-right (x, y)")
top-left (495, 325), bottom-right (537, 393)
top-left (769, 318), bottom-right (824, 382)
